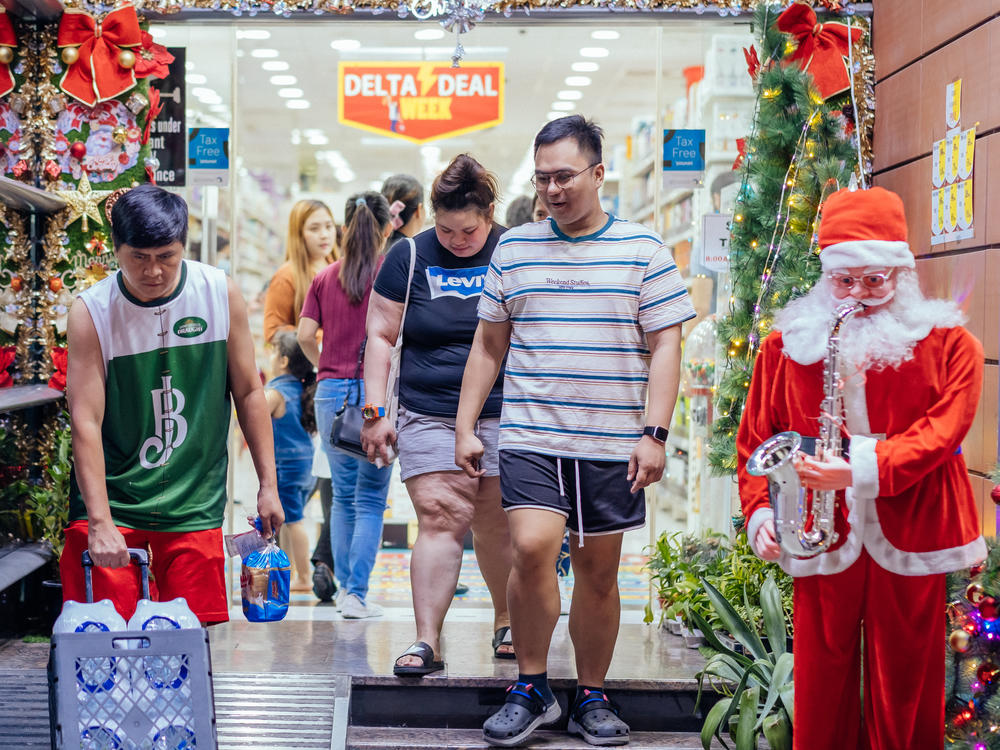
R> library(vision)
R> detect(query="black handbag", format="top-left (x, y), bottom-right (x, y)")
top-left (329, 338), bottom-right (368, 459)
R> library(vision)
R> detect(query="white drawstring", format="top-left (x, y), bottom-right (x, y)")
top-left (557, 457), bottom-right (564, 498)
top-left (574, 460), bottom-right (584, 547)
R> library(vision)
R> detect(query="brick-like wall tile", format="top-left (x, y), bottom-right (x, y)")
top-left (874, 63), bottom-right (923, 172)
top-left (985, 249), bottom-right (1000, 361)
top-left (915, 252), bottom-right (987, 357)
top-left (921, 0), bottom-right (999, 53)
top-left (873, 158), bottom-right (931, 256)
top-left (873, 0), bottom-right (925, 80)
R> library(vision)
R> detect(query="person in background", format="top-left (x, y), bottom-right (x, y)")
top-left (265, 199), bottom-right (338, 603)
top-left (61, 184), bottom-right (283, 624)
top-left (382, 173), bottom-right (426, 246)
top-left (532, 192), bottom-right (549, 223)
top-left (457, 116), bottom-right (694, 747)
top-left (381, 171), bottom-right (471, 600)
top-left (505, 195), bottom-right (534, 228)
top-left (264, 331), bottom-right (319, 592)
top-left (363, 154), bottom-right (513, 675)
top-left (299, 192), bottom-right (394, 619)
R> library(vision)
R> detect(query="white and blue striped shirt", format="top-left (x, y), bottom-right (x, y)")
top-left (478, 214), bottom-right (696, 460)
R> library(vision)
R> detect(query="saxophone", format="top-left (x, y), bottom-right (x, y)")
top-left (746, 301), bottom-right (864, 558)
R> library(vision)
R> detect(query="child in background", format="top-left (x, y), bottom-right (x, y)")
top-left (265, 331), bottom-right (318, 592)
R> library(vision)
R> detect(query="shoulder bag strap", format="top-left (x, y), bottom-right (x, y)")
top-left (341, 337), bottom-right (365, 408)
top-left (397, 237), bottom-right (417, 343)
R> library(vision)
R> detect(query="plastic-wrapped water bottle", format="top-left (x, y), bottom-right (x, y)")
top-left (128, 598), bottom-right (199, 691)
top-left (53, 599), bottom-right (127, 694)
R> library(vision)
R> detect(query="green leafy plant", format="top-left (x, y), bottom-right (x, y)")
top-left (693, 574), bottom-right (793, 750)
top-left (712, 532), bottom-right (794, 637)
top-left (644, 531), bottom-right (728, 628)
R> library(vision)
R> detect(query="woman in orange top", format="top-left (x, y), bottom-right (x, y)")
top-left (264, 199), bottom-right (338, 599)
top-left (264, 199), bottom-right (338, 342)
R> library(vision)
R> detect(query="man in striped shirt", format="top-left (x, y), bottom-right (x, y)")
top-left (457, 115), bottom-right (695, 747)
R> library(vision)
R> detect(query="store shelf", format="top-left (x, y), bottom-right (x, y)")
top-left (0, 384), bottom-right (64, 413)
top-left (626, 154), bottom-right (656, 181)
top-left (0, 176), bottom-right (66, 215)
top-left (662, 223), bottom-right (695, 247)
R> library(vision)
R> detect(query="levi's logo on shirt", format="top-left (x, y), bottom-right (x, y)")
top-left (426, 265), bottom-right (488, 299)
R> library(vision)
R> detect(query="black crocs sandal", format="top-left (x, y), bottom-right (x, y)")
top-left (492, 626), bottom-right (516, 659)
top-left (393, 641), bottom-right (444, 677)
top-left (567, 689), bottom-right (630, 746)
top-left (483, 681), bottom-right (561, 747)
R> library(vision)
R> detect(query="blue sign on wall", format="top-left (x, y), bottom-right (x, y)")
top-left (662, 129), bottom-right (705, 172)
top-left (188, 128), bottom-right (229, 186)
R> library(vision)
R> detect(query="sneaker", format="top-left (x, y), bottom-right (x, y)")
top-left (483, 682), bottom-right (561, 747)
top-left (567, 689), bottom-right (629, 746)
top-left (312, 562), bottom-right (337, 603)
top-left (559, 578), bottom-right (571, 616)
top-left (334, 589), bottom-right (347, 610)
top-left (455, 581), bottom-right (469, 596)
top-left (341, 593), bottom-right (384, 619)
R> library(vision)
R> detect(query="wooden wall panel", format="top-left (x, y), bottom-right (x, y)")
top-left (970, 474), bottom-right (996, 538)
top-left (915, 251), bottom-right (987, 354)
top-left (873, 63), bottom-right (923, 172)
top-left (966, 364), bottom-right (1000, 475)
top-left (872, 157), bottom-right (930, 256)
top-left (920, 0), bottom-right (999, 54)
top-left (985, 248), bottom-right (1000, 360)
top-left (873, 0), bottom-right (924, 80)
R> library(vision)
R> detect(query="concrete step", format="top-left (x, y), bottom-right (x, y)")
top-left (348, 726), bottom-right (726, 749)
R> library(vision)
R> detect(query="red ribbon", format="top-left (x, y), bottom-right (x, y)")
top-left (776, 3), bottom-right (863, 100)
top-left (743, 45), bottom-right (760, 80)
top-left (0, 345), bottom-right (15, 388)
top-left (142, 86), bottom-right (162, 145)
top-left (49, 347), bottom-right (67, 392)
top-left (732, 138), bottom-right (747, 171)
top-left (57, 3), bottom-right (141, 106)
top-left (0, 10), bottom-right (15, 98)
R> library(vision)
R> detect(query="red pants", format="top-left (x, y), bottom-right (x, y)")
top-left (60, 520), bottom-right (229, 624)
top-left (793, 549), bottom-right (945, 750)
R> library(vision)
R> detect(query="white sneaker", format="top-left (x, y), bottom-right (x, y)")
top-left (341, 593), bottom-right (384, 619)
top-left (334, 589), bottom-right (347, 610)
top-left (559, 579), bottom-right (572, 616)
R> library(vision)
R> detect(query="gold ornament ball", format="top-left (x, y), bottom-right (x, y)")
top-left (118, 49), bottom-right (136, 69)
top-left (950, 629), bottom-right (972, 652)
top-left (112, 125), bottom-right (128, 145)
top-left (0, 46), bottom-right (13, 65)
top-left (61, 46), bottom-right (79, 66)
top-left (967, 582), bottom-right (986, 605)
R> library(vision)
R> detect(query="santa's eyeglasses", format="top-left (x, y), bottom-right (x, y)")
top-left (827, 269), bottom-right (895, 291)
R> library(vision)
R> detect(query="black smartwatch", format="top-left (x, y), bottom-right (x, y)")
top-left (643, 425), bottom-right (669, 444)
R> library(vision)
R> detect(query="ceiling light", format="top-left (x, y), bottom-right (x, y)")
top-left (557, 90), bottom-right (583, 101)
top-left (250, 48), bottom-right (280, 58)
top-left (547, 112), bottom-right (564, 121)
top-left (309, 134), bottom-right (330, 145)
top-left (291, 129), bottom-right (302, 145)
top-left (270, 75), bottom-right (297, 86)
top-left (237, 29), bottom-right (271, 40)
top-left (287, 100), bottom-right (311, 109)
top-left (591, 30), bottom-right (620, 40)
top-left (149, 27), bottom-right (167, 40)
top-left (551, 101), bottom-right (574, 111)
top-left (185, 61), bottom-right (195, 71)
top-left (186, 73), bottom-right (207, 85)
top-left (565, 76), bottom-right (591, 87)
top-left (191, 87), bottom-right (218, 99)
top-left (414, 28), bottom-right (445, 41)
top-left (261, 60), bottom-right (289, 71)
top-left (330, 39), bottom-right (361, 51)
top-left (278, 88), bottom-right (304, 98)
top-left (579, 47), bottom-right (609, 58)
top-left (572, 62), bottom-right (599, 73)
top-left (335, 168), bottom-right (356, 183)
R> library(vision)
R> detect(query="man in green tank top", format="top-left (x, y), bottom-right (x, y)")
top-left (59, 185), bottom-right (283, 624)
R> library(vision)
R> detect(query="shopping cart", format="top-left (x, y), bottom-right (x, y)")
top-left (48, 548), bottom-right (217, 749)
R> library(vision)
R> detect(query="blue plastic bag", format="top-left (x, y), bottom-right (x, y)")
top-left (240, 536), bottom-right (290, 623)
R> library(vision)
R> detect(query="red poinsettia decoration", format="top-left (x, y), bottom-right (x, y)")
top-left (134, 30), bottom-right (174, 81)
top-left (49, 346), bottom-right (67, 391)
top-left (743, 45), bottom-right (760, 80)
top-left (0, 345), bottom-right (15, 388)
top-left (777, 2), bottom-right (863, 101)
top-left (732, 138), bottom-right (747, 171)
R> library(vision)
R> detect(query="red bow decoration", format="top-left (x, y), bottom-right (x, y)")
top-left (0, 10), bottom-right (15, 99)
top-left (48, 347), bottom-right (67, 392)
top-left (0, 345), bottom-right (15, 388)
top-left (776, 3), bottom-right (863, 100)
top-left (732, 138), bottom-right (747, 171)
top-left (743, 45), bottom-right (760, 80)
top-left (57, 3), bottom-right (141, 106)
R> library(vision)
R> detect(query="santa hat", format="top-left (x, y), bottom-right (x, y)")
top-left (818, 186), bottom-right (914, 270)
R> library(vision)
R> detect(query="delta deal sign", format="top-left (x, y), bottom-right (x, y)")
top-left (338, 62), bottom-right (504, 144)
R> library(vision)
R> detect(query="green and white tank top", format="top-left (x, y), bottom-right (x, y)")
top-left (69, 260), bottom-right (231, 531)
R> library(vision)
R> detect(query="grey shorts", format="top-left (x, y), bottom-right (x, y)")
top-left (396, 405), bottom-right (500, 482)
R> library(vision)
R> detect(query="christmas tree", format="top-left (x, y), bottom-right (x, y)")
top-left (708, 3), bottom-right (867, 474)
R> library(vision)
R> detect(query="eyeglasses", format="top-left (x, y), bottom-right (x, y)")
top-left (531, 163), bottom-right (600, 191)
top-left (827, 269), bottom-right (895, 291)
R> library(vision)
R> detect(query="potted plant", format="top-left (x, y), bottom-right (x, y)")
top-left (644, 530), bottom-right (729, 635)
top-left (692, 574), bottom-right (793, 750)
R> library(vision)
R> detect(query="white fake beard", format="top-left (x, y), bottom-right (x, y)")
top-left (774, 270), bottom-right (966, 370)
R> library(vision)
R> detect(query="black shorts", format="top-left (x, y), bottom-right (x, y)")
top-left (499, 450), bottom-right (645, 536)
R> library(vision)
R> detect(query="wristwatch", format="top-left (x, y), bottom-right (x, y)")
top-left (362, 404), bottom-right (386, 421)
top-left (643, 425), bottom-right (669, 444)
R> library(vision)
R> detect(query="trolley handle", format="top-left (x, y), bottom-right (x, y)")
top-left (82, 548), bottom-right (151, 604)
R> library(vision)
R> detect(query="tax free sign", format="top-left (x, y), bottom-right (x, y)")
top-left (338, 62), bottom-right (504, 144)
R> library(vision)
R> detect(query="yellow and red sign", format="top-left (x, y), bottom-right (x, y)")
top-left (337, 61), bottom-right (504, 144)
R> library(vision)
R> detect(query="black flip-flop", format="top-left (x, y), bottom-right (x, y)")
top-left (393, 641), bottom-right (444, 677)
top-left (492, 626), bottom-right (516, 660)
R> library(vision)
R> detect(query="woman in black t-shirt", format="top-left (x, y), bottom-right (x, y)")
top-left (362, 154), bottom-right (512, 676)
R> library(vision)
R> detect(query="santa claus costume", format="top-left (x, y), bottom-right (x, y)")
top-left (737, 187), bottom-right (986, 750)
